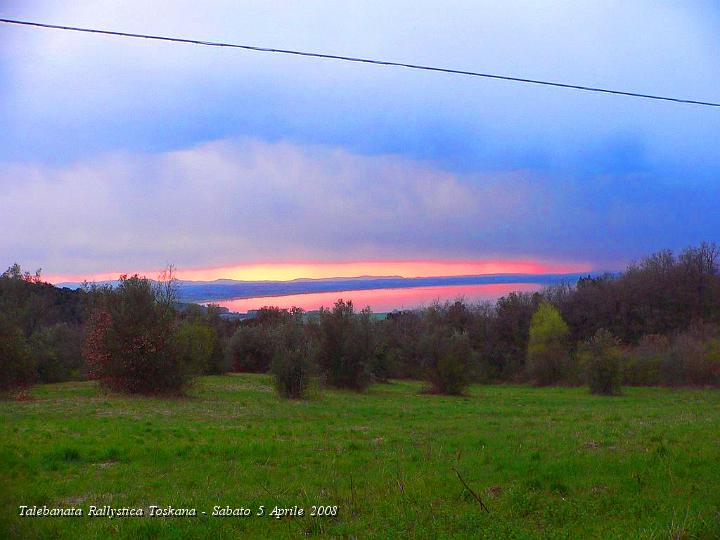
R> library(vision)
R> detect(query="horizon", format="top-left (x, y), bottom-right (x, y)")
top-left (44, 259), bottom-right (595, 286)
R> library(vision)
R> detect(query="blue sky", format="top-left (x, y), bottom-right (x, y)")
top-left (1, 1), bottom-right (719, 277)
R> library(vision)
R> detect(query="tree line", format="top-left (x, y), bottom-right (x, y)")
top-left (1, 242), bottom-right (719, 398)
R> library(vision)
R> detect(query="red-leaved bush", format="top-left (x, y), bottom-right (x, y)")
top-left (83, 275), bottom-right (197, 394)
top-left (83, 309), bottom-right (112, 382)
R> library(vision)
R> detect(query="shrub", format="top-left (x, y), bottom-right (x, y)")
top-left (422, 330), bottom-right (476, 395)
top-left (30, 323), bottom-right (84, 383)
top-left (623, 334), bottom-right (667, 386)
top-left (178, 304), bottom-right (230, 375)
top-left (492, 292), bottom-right (541, 380)
top-left (369, 342), bottom-right (394, 383)
top-left (666, 331), bottom-right (720, 386)
top-left (0, 313), bottom-right (34, 392)
top-left (270, 309), bottom-right (316, 399)
top-left (377, 310), bottom-right (424, 379)
top-left (226, 325), bottom-right (274, 372)
top-left (314, 300), bottom-right (371, 391)
top-left (526, 303), bottom-right (572, 386)
top-left (704, 338), bottom-right (720, 386)
top-left (251, 306), bottom-right (293, 327)
top-left (206, 304), bottom-right (237, 375)
top-left (351, 307), bottom-right (379, 381)
top-left (205, 331), bottom-right (230, 375)
top-left (83, 275), bottom-right (195, 394)
top-left (579, 329), bottom-right (623, 395)
top-left (175, 321), bottom-right (216, 376)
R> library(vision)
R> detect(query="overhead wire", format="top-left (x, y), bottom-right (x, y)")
top-left (1, 17), bottom-right (719, 108)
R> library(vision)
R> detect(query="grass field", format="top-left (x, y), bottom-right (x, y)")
top-left (2, 375), bottom-right (719, 539)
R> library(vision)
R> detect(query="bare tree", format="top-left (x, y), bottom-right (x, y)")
top-left (155, 264), bottom-right (179, 309)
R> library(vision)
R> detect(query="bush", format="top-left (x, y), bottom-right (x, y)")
top-left (369, 342), bottom-right (395, 383)
top-left (0, 313), bottom-right (34, 392)
top-left (226, 326), bottom-right (274, 372)
top-left (206, 304), bottom-right (235, 375)
top-left (175, 321), bottom-right (217, 376)
top-left (491, 292), bottom-right (541, 380)
top-left (422, 330), bottom-right (476, 395)
top-left (314, 300), bottom-right (372, 391)
top-left (30, 323), bottom-right (84, 383)
top-left (704, 338), bottom-right (720, 386)
top-left (666, 331), bottom-right (720, 386)
top-left (205, 331), bottom-right (229, 375)
top-left (353, 307), bottom-right (380, 381)
top-left (83, 275), bottom-right (196, 394)
top-left (270, 309), bottom-right (316, 399)
top-left (623, 334), bottom-right (667, 386)
top-left (378, 310), bottom-right (424, 379)
top-left (178, 304), bottom-right (230, 375)
top-left (526, 303), bottom-right (572, 386)
top-left (579, 329), bottom-right (623, 395)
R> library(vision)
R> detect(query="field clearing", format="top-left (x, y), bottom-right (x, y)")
top-left (1, 375), bottom-right (719, 539)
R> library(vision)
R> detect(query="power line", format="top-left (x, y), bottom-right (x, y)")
top-left (1, 16), bottom-right (719, 108)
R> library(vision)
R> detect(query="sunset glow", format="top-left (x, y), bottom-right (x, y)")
top-left (45, 259), bottom-right (592, 285)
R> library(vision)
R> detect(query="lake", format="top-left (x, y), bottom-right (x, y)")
top-left (209, 282), bottom-right (542, 314)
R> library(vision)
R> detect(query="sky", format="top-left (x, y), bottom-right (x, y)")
top-left (1, 1), bottom-right (719, 282)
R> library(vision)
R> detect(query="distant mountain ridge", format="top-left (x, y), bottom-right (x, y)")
top-left (57, 273), bottom-right (594, 303)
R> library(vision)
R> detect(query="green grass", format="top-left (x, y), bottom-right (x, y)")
top-left (2, 375), bottom-right (719, 539)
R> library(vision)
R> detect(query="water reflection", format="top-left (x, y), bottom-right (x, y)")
top-left (210, 282), bottom-right (542, 313)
